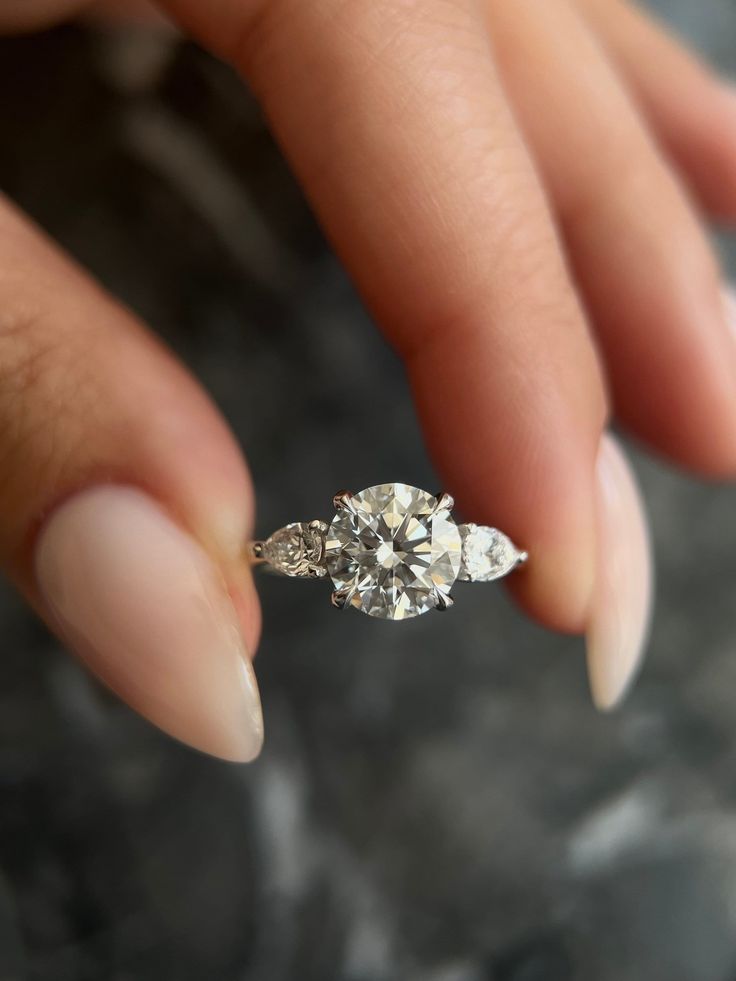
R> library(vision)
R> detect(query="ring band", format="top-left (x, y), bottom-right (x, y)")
top-left (250, 482), bottom-right (527, 621)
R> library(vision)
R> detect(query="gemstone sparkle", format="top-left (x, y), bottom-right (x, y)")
top-left (458, 524), bottom-right (524, 582)
top-left (325, 483), bottom-right (462, 620)
top-left (262, 522), bottom-right (326, 578)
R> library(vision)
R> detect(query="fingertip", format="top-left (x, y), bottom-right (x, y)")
top-left (443, 421), bottom-right (602, 638)
top-left (506, 548), bottom-right (591, 637)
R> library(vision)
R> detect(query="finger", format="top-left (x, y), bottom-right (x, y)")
top-left (0, 0), bottom-right (92, 31)
top-left (577, 0), bottom-right (736, 221)
top-left (0, 0), bottom-right (163, 31)
top-left (488, 0), bottom-right (736, 475)
top-left (0, 197), bottom-right (263, 762)
top-left (157, 0), bottom-right (611, 635)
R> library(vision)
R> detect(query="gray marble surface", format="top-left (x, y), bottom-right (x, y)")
top-left (0, 2), bottom-right (734, 979)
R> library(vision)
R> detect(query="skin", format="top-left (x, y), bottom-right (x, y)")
top-left (0, 0), bottom-right (734, 755)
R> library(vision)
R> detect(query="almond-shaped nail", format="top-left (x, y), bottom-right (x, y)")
top-left (586, 434), bottom-right (653, 711)
top-left (35, 486), bottom-right (263, 761)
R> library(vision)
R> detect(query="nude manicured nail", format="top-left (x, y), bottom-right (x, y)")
top-left (35, 486), bottom-right (263, 761)
top-left (586, 434), bottom-right (653, 711)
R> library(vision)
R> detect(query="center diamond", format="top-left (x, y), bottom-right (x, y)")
top-left (325, 483), bottom-right (462, 620)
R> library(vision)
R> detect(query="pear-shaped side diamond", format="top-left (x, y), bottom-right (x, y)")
top-left (262, 522), bottom-right (327, 578)
top-left (458, 524), bottom-right (525, 582)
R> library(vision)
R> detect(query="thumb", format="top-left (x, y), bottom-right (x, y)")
top-left (0, 198), bottom-right (263, 762)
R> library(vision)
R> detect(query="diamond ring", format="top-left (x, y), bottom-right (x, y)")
top-left (250, 482), bottom-right (527, 621)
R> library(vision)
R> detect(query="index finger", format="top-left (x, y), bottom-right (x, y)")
top-left (160, 0), bottom-right (608, 633)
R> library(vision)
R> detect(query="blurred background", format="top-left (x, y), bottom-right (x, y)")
top-left (0, 1), bottom-right (735, 979)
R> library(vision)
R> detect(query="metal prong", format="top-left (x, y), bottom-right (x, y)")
top-left (516, 550), bottom-right (529, 567)
top-left (309, 519), bottom-right (329, 534)
top-left (433, 590), bottom-right (454, 612)
top-left (250, 541), bottom-right (266, 562)
top-left (333, 491), bottom-right (358, 514)
top-left (331, 587), bottom-right (353, 609)
top-left (433, 492), bottom-right (455, 514)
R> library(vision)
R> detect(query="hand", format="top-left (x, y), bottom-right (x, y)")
top-left (1, 0), bottom-right (734, 759)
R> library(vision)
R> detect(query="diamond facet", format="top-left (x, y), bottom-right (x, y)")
top-left (458, 524), bottom-right (523, 582)
top-left (262, 522), bottom-right (326, 578)
top-left (325, 483), bottom-right (462, 620)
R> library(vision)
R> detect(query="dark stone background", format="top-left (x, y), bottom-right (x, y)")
top-left (0, 2), bottom-right (735, 979)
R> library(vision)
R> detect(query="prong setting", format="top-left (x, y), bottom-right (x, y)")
top-left (433, 589), bottom-right (454, 611)
top-left (331, 587), bottom-right (353, 609)
top-left (333, 490), bottom-right (358, 514)
top-left (433, 492), bottom-right (455, 514)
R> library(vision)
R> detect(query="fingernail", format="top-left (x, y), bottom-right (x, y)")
top-left (35, 486), bottom-right (263, 761)
top-left (586, 434), bottom-right (653, 711)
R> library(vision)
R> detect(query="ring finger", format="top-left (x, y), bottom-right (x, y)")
top-left (488, 0), bottom-right (736, 474)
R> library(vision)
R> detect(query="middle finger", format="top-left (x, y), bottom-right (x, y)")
top-left (161, 0), bottom-right (611, 632)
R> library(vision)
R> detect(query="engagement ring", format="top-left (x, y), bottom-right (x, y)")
top-left (250, 482), bottom-right (527, 621)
